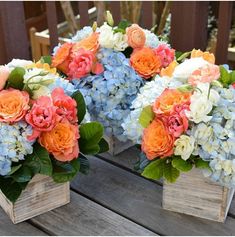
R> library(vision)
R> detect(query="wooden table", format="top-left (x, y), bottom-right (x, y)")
top-left (1, 146), bottom-right (235, 236)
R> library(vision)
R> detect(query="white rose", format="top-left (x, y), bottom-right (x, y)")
top-left (173, 57), bottom-right (209, 83)
top-left (174, 135), bottom-right (195, 160)
top-left (98, 23), bottom-right (114, 48)
top-left (113, 32), bottom-right (128, 51)
top-left (7, 59), bottom-right (33, 70)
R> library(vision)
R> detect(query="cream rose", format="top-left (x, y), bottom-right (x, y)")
top-left (98, 23), bottom-right (114, 48)
top-left (113, 32), bottom-right (128, 51)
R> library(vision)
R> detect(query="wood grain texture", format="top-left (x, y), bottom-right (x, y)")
top-left (163, 168), bottom-right (234, 222)
top-left (31, 191), bottom-right (155, 236)
top-left (71, 156), bottom-right (235, 235)
top-left (0, 175), bottom-right (70, 224)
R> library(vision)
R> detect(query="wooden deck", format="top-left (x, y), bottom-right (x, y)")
top-left (1, 146), bottom-right (235, 235)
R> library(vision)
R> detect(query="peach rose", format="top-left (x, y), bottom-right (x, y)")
top-left (126, 24), bottom-right (146, 48)
top-left (153, 89), bottom-right (191, 116)
top-left (0, 66), bottom-right (10, 90)
top-left (130, 47), bottom-right (162, 79)
top-left (188, 64), bottom-right (220, 86)
top-left (52, 43), bottom-right (73, 74)
top-left (160, 61), bottom-right (178, 77)
top-left (142, 118), bottom-right (175, 160)
top-left (72, 32), bottom-right (99, 55)
top-left (191, 49), bottom-right (215, 64)
top-left (39, 119), bottom-right (79, 162)
top-left (0, 89), bottom-right (29, 122)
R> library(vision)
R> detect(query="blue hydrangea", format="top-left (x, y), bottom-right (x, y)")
top-left (71, 26), bottom-right (94, 42)
top-left (0, 122), bottom-right (35, 176)
top-left (73, 48), bottom-right (144, 141)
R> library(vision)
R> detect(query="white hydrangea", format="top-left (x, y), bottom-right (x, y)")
top-left (144, 29), bottom-right (159, 48)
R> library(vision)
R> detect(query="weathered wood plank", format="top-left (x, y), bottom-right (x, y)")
top-left (0, 209), bottom-right (46, 236)
top-left (71, 156), bottom-right (235, 235)
top-left (31, 191), bottom-right (155, 236)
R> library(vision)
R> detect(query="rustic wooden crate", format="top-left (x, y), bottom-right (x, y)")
top-left (0, 174), bottom-right (70, 224)
top-left (162, 168), bottom-right (234, 222)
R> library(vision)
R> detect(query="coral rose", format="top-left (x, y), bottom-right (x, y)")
top-left (153, 89), bottom-right (191, 116)
top-left (126, 24), bottom-right (146, 49)
top-left (0, 66), bottom-right (10, 90)
top-left (160, 60), bottom-right (178, 77)
top-left (142, 118), bottom-right (175, 160)
top-left (51, 87), bottom-right (77, 123)
top-left (39, 119), bottom-right (79, 162)
top-left (52, 43), bottom-right (73, 74)
top-left (154, 44), bottom-right (175, 68)
top-left (188, 64), bottom-right (220, 86)
top-left (191, 49), bottom-right (215, 64)
top-left (0, 89), bottom-right (29, 123)
top-left (72, 32), bottom-right (99, 55)
top-left (130, 47), bottom-right (162, 79)
top-left (25, 96), bottom-right (59, 140)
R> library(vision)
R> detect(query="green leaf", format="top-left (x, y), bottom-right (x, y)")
top-left (25, 143), bottom-right (52, 176)
top-left (177, 51), bottom-right (191, 62)
top-left (52, 159), bottom-right (80, 183)
top-left (6, 67), bottom-right (25, 90)
top-left (72, 90), bottom-right (86, 124)
top-left (7, 164), bottom-right (22, 176)
top-left (139, 105), bottom-right (155, 128)
top-left (40, 56), bottom-right (52, 65)
top-left (118, 20), bottom-right (131, 30)
top-left (230, 71), bottom-right (235, 84)
top-left (163, 162), bottom-right (180, 183)
top-left (142, 159), bottom-right (165, 180)
top-left (219, 65), bottom-right (230, 86)
top-left (79, 122), bottom-right (104, 155)
top-left (98, 138), bottom-right (109, 153)
top-left (172, 157), bottom-right (192, 172)
top-left (79, 154), bottom-right (90, 175)
top-left (12, 166), bottom-right (33, 183)
top-left (195, 159), bottom-right (210, 169)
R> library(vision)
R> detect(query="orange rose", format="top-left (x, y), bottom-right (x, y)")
top-left (39, 119), bottom-right (79, 162)
top-left (52, 43), bottom-right (73, 74)
top-left (142, 118), bottom-right (175, 160)
top-left (130, 47), bottom-right (162, 79)
top-left (160, 60), bottom-right (178, 77)
top-left (191, 49), bottom-right (215, 64)
top-left (0, 89), bottom-right (29, 122)
top-left (72, 32), bottom-right (99, 55)
top-left (153, 89), bottom-right (191, 115)
top-left (126, 24), bottom-right (146, 48)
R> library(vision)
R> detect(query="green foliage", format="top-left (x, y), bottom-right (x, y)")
top-left (176, 51), bottom-right (191, 62)
top-left (40, 56), bottom-right (52, 65)
top-left (219, 66), bottom-right (235, 87)
top-left (72, 90), bottom-right (86, 124)
top-left (78, 154), bottom-right (90, 175)
top-left (172, 157), bottom-right (192, 172)
top-left (195, 159), bottom-right (210, 170)
top-left (163, 162), bottom-right (180, 183)
top-left (142, 158), bottom-right (165, 180)
top-left (98, 138), bottom-right (109, 153)
top-left (139, 105), bottom-right (155, 128)
top-left (5, 67), bottom-right (25, 90)
top-left (114, 20), bottom-right (131, 34)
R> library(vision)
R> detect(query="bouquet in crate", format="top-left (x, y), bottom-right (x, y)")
top-left (0, 58), bottom-right (108, 223)
top-left (51, 12), bottom-right (175, 154)
top-left (122, 49), bottom-right (235, 222)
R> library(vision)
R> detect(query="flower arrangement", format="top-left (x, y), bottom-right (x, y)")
top-left (51, 12), bottom-right (175, 141)
top-left (0, 57), bottom-right (108, 203)
top-left (122, 49), bottom-right (235, 188)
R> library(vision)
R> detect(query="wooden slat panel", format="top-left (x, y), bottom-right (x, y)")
top-left (170, 1), bottom-right (209, 52)
top-left (45, 1), bottom-right (58, 52)
top-left (110, 1), bottom-right (121, 24)
top-left (142, 1), bottom-right (153, 28)
top-left (78, 1), bottom-right (89, 27)
top-left (0, 2), bottom-right (30, 63)
top-left (72, 156), bottom-right (235, 235)
top-left (31, 191), bottom-right (155, 236)
top-left (215, 2), bottom-right (233, 64)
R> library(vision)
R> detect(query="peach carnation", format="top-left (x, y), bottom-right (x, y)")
top-left (154, 44), bottom-right (175, 68)
top-left (191, 49), bottom-right (215, 64)
top-left (126, 24), bottom-right (146, 49)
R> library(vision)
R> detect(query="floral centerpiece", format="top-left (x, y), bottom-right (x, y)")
top-left (51, 12), bottom-right (175, 146)
top-left (0, 57), bottom-right (108, 204)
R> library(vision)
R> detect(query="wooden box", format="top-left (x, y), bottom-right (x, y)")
top-left (0, 174), bottom-right (70, 224)
top-left (162, 168), bottom-right (234, 222)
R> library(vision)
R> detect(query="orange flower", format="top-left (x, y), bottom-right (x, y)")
top-left (160, 60), bottom-right (178, 77)
top-left (52, 43), bottom-right (73, 74)
top-left (126, 24), bottom-right (146, 49)
top-left (0, 89), bottom-right (29, 122)
top-left (142, 118), bottom-right (175, 160)
top-left (153, 89), bottom-right (191, 116)
top-left (191, 49), bottom-right (215, 64)
top-left (39, 119), bottom-right (79, 162)
top-left (130, 47), bottom-right (162, 79)
top-left (72, 32), bottom-right (99, 55)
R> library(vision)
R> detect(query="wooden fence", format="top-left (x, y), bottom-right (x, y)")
top-left (0, 1), bottom-right (233, 65)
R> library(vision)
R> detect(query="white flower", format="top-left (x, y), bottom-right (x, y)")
top-left (98, 22), bottom-right (114, 48)
top-left (71, 26), bottom-right (93, 42)
top-left (144, 29), bottom-right (159, 48)
top-left (174, 135), bottom-right (195, 160)
top-left (113, 32), bottom-right (128, 51)
top-left (32, 86), bottom-right (51, 100)
top-left (193, 123), bottom-right (213, 145)
top-left (7, 59), bottom-right (33, 70)
top-left (173, 57), bottom-right (209, 83)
